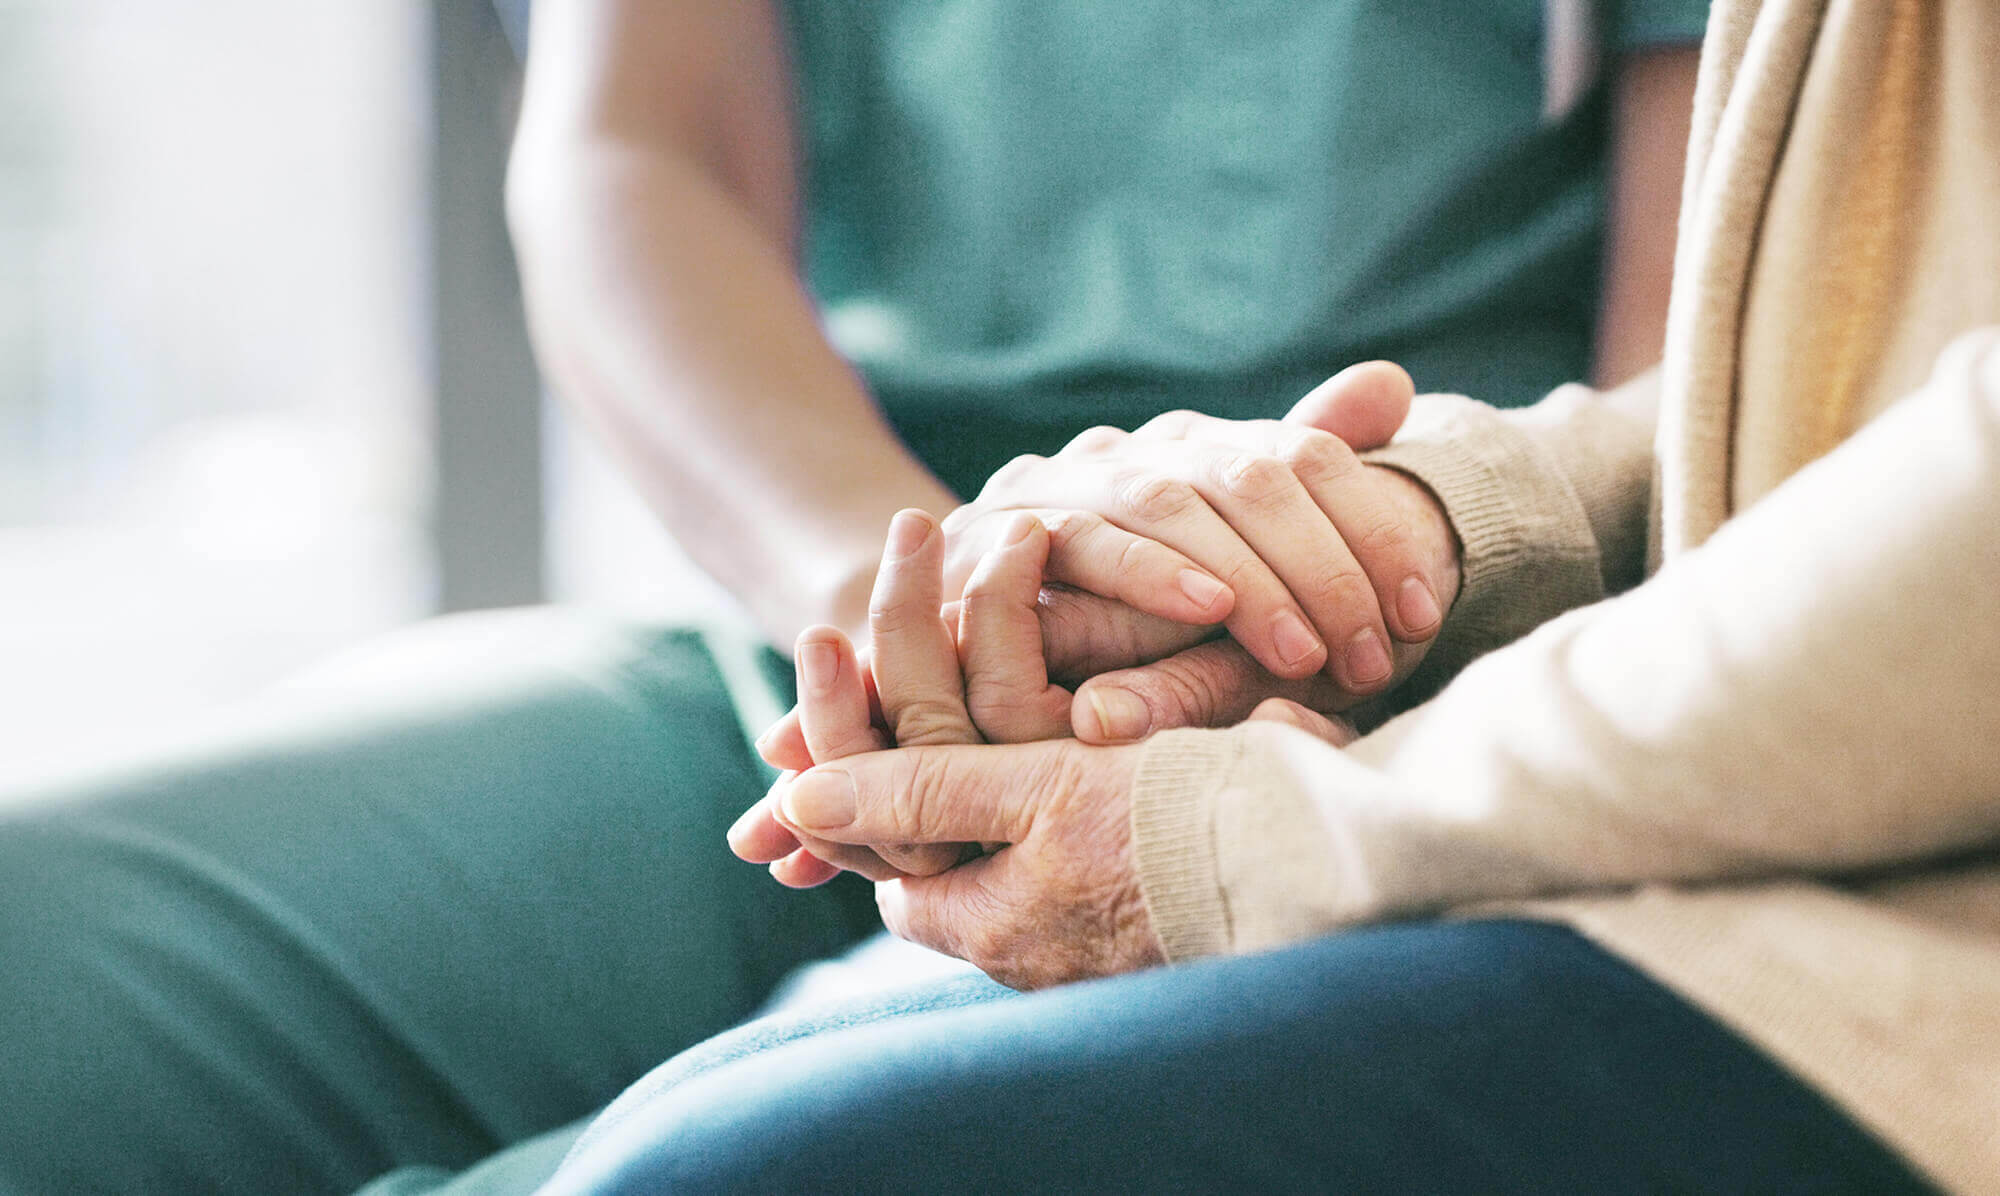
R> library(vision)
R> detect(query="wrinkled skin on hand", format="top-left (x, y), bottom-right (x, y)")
top-left (734, 508), bottom-right (1357, 989)
top-left (777, 733), bottom-right (1157, 990)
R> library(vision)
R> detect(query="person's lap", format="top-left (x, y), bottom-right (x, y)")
top-left (350, 933), bottom-right (980, 1196)
top-left (0, 611), bottom-right (1938, 1194)
top-left (544, 919), bottom-right (1934, 1195)
top-left (0, 608), bottom-right (880, 1194)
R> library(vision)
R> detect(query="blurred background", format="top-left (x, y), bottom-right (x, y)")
top-left (0, 1), bottom-right (719, 783)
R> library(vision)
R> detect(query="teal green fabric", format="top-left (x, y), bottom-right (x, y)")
top-left (1614, 0), bottom-right (1719, 46)
top-left (787, 0), bottom-right (1711, 498)
top-left (0, 614), bottom-right (876, 1194)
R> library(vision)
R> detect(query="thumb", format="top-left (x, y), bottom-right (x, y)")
top-left (778, 742), bottom-right (1048, 846)
top-left (1071, 639), bottom-right (1343, 744)
top-left (1284, 360), bottom-right (1414, 451)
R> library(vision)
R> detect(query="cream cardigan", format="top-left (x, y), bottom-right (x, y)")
top-left (1127, 0), bottom-right (2000, 1189)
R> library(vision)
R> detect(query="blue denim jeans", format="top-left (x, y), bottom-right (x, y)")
top-left (546, 920), bottom-right (1933, 1195)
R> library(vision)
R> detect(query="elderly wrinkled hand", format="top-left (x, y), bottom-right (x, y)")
top-left (767, 503), bottom-right (1164, 988)
top-left (730, 507), bottom-right (1079, 887)
top-left (774, 731), bottom-right (1155, 990)
top-left (732, 506), bottom-right (1357, 987)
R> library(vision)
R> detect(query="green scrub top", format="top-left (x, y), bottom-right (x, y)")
top-left (783, 0), bottom-right (1710, 498)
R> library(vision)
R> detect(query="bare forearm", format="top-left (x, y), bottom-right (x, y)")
top-left (510, 143), bottom-right (955, 646)
top-left (1593, 45), bottom-right (1699, 388)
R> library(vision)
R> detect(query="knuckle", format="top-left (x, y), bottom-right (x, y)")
top-left (1136, 409), bottom-right (1200, 439)
top-left (965, 685), bottom-right (1033, 727)
top-left (1216, 454), bottom-right (1295, 505)
top-left (890, 698), bottom-right (975, 748)
top-left (956, 586), bottom-right (1031, 636)
top-left (820, 727), bottom-right (875, 760)
top-left (1351, 515), bottom-right (1415, 557)
top-left (1303, 562), bottom-right (1375, 611)
top-left (1035, 508), bottom-right (1101, 552)
top-left (978, 454), bottom-right (1045, 498)
top-left (1117, 474), bottom-right (1199, 525)
top-left (1278, 429), bottom-right (1358, 485)
top-left (867, 600), bottom-right (930, 636)
top-left (1061, 425), bottom-right (1126, 455)
top-left (1216, 555), bottom-right (1278, 598)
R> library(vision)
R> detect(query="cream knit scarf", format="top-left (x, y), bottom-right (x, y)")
top-left (1657, 0), bottom-right (1999, 559)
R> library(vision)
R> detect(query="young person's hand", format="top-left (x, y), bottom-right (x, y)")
top-left (755, 361), bottom-right (1460, 763)
top-left (940, 361), bottom-right (1458, 701)
top-left (1061, 441), bottom-right (1456, 744)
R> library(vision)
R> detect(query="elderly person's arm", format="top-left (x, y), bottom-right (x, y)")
top-left (1134, 330), bottom-right (2000, 955)
top-left (771, 331), bottom-right (2000, 982)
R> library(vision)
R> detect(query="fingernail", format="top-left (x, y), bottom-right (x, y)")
top-left (1002, 513), bottom-right (1039, 547)
top-left (799, 639), bottom-right (838, 695)
top-left (1271, 610), bottom-right (1325, 670)
top-left (886, 511), bottom-right (930, 559)
top-left (1345, 628), bottom-right (1392, 687)
top-left (1086, 686), bottom-right (1152, 742)
top-left (1397, 575), bottom-right (1441, 635)
top-left (1177, 569), bottom-right (1229, 611)
top-left (784, 769), bottom-right (857, 829)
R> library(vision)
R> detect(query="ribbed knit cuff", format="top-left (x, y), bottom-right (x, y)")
top-left (1362, 396), bottom-right (1608, 706)
top-left (1129, 727), bottom-right (1244, 962)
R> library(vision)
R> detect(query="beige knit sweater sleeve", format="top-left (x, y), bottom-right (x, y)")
top-left (1131, 330), bottom-right (2000, 961)
top-left (1355, 370), bottom-right (1660, 710)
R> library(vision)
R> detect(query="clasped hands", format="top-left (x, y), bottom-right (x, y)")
top-left (728, 362), bottom-right (1460, 989)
